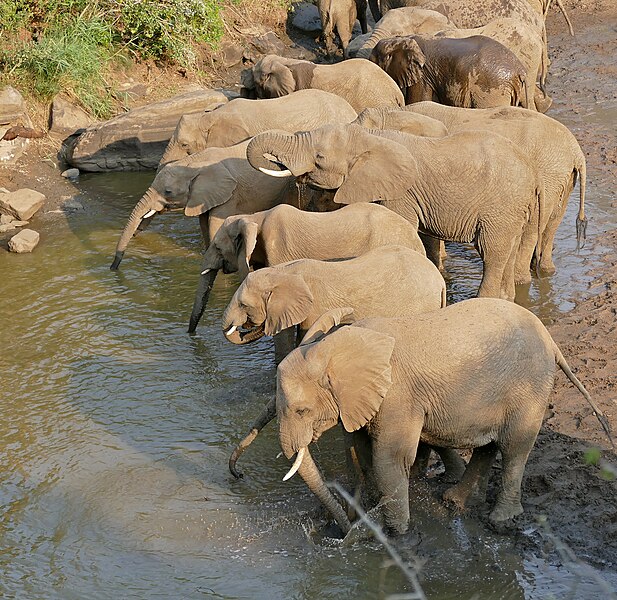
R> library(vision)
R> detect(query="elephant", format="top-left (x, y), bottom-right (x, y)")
top-left (317, 0), bottom-right (368, 57)
top-left (109, 140), bottom-right (325, 270)
top-left (187, 202), bottom-right (428, 333)
top-left (240, 55), bottom-right (404, 112)
top-left (370, 35), bottom-right (530, 109)
top-left (220, 245), bottom-right (461, 480)
top-left (158, 90), bottom-right (357, 168)
top-left (404, 102), bottom-right (587, 279)
top-left (275, 299), bottom-right (610, 535)
top-left (247, 123), bottom-right (544, 300)
top-left (354, 107), bottom-right (448, 138)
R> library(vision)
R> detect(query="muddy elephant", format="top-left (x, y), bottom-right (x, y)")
top-left (220, 246), bottom-right (461, 480)
top-left (188, 202), bottom-right (427, 333)
top-left (159, 90), bottom-right (357, 167)
top-left (248, 123), bottom-right (544, 300)
top-left (404, 102), bottom-right (587, 279)
top-left (370, 35), bottom-right (529, 108)
top-left (240, 55), bottom-right (404, 112)
top-left (276, 299), bottom-right (609, 534)
top-left (110, 140), bottom-right (325, 270)
top-left (318, 0), bottom-right (368, 57)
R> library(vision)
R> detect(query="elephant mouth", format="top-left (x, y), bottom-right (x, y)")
top-left (223, 322), bottom-right (266, 344)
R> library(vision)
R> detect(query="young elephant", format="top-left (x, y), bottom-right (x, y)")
top-left (159, 90), bottom-right (357, 167)
top-left (221, 246), bottom-right (452, 478)
top-left (188, 203), bottom-right (427, 333)
top-left (248, 123), bottom-right (544, 300)
top-left (318, 0), bottom-right (368, 57)
top-left (240, 55), bottom-right (404, 112)
top-left (276, 299), bottom-right (610, 534)
top-left (370, 35), bottom-right (529, 108)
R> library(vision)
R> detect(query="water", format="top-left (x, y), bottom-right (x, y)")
top-left (2, 108), bottom-right (617, 598)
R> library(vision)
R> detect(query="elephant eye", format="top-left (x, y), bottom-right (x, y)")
top-left (295, 407), bottom-right (310, 416)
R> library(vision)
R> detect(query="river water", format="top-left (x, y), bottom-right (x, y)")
top-left (1, 102), bottom-right (616, 598)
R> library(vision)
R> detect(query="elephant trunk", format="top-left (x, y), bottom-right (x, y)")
top-left (110, 187), bottom-right (168, 270)
top-left (246, 131), bottom-right (313, 178)
top-left (187, 268), bottom-right (219, 333)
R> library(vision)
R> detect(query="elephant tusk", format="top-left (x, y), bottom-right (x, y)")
top-left (201, 268), bottom-right (210, 275)
top-left (141, 209), bottom-right (157, 219)
top-left (283, 447), bottom-right (305, 481)
top-left (225, 325), bottom-right (237, 336)
top-left (259, 167), bottom-right (293, 178)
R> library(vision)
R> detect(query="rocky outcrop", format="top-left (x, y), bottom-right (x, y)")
top-left (8, 228), bottom-right (40, 253)
top-left (49, 96), bottom-right (94, 138)
top-left (66, 88), bottom-right (229, 172)
top-left (0, 189), bottom-right (46, 221)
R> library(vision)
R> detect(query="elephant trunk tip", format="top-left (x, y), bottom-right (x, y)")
top-left (110, 251), bottom-right (124, 270)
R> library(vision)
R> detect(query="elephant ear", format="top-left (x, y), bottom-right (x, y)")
top-left (395, 38), bottom-right (426, 88)
top-left (264, 60), bottom-right (296, 97)
top-left (235, 217), bottom-right (259, 279)
top-left (208, 116), bottom-right (252, 147)
top-left (299, 307), bottom-right (356, 346)
top-left (240, 67), bottom-right (257, 98)
top-left (306, 326), bottom-right (395, 432)
top-left (264, 273), bottom-right (314, 336)
top-left (184, 163), bottom-right (237, 216)
top-left (334, 126), bottom-right (418, 205)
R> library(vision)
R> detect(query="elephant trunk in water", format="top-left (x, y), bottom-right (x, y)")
top-left (110, 187), bottom-right (168, 270)
top-left (246, 131), bottom-right (313, 178)
top-left (187, 268), bottom-right (219, 333)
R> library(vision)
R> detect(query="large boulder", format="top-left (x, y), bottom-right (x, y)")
top-left (0, 86), bottom-right (26, 124)
top-left (8, 228), bottom-right (40, 253)
top-left (0, 86), bottom-right (33, 164)
top-left (49, 96), bottom-right (94, 138)
top-left (66, 88), bottom-right (229, 171)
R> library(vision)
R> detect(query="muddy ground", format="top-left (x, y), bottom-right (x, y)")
top-left (1, 0), bottom-right (617, 580)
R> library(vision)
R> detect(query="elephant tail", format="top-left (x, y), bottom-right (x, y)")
top-left (533, 182), bottom-right (545, 278)
top-left (440, 284), bottom-right (447, 308)
top-left (554, 342), bottom-right (613, 447)
top-left (575, 159), bottom-right (587, 250)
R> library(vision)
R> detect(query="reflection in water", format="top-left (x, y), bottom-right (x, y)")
top-left (0, 148), bottom-right (615, 598)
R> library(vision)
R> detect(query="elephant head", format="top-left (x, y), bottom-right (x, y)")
top-left (221, 269), bottom-right (315, 345)
top-left (110, 143), bottom-right (249, 270)
top-left (159, 107), bottom-right (251, 168)
top-left (244, 55), bottom-right (299, 99)
top-left (370, 37), bottom-right (426, 93)
top-left (188, 215), bottom-right (261, 333)
top-left (276, 312), bottom-right (395, 533)
top-left (246, 124), bottom-right (418, 205)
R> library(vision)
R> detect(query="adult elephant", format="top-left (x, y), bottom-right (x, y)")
top-left (404, 102), bottom-right (587, 279)
top-left (354, 107), bottom-right (448, 137)
top-left (240, 55), bottom-right (404, 112)
top-left (275, 300), bottom-right (608, 534)
top-left (109, 140), bottom-right (323, 271)
top-left (247, 124), bottom-right (544, 300)
top-left (159, 90), bottom-right (357, 167)
top-left (188, 203), bottom-right (427, 334)
top-left (220, 246), bottom-right (465, 482)
top-left (370, 35), bottom-right (530, 108)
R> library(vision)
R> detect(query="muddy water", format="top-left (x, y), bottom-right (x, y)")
top-left (2, 103), bottom-right (617, 599)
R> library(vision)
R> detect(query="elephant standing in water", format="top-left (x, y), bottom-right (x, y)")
top-left (248, 124), bottom-right (544, 300)
top-left (158, 90), bottom-right (357, 167)
top-left (275, 299), bottom-right (610, 535)
top-left (187, 203), bottom-right (427, 333)
top-left (240, 55), bottom-right (404, 112)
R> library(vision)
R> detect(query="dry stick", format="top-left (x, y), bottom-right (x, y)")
top-left (330, 483), bottom-right (427, 600)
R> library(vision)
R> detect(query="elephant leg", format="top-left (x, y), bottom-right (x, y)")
top-left (229, 398), bottom-right (276, 478)
top-left (476, 230), bottom-right (515, 299)
top-left (356, 0), bottom-right (368, 34)
top-left (198, 213), bottom-right (210, 246)
top-left (409, 442), bottom-right (431, 479)
top-left (346, 429), bottom-right (379, 512)
top-left (419, 233), bottom-right (443, 270)
top-left (443, 443), bottom-right (498, 511)
top-left (538, 180), bottom-right (573, 275)
top-left (514, 219), bottom-right (537, 285)
top-left (435, 447), bottom-right (466, 483)
top-left (534, 87), bottom-right (552, 113)
top-left (368, 0), bottom-right (381, 22)
top-left (274, 328), bottom-right (297, 365)
top-left (337, 17), bottom-right (353, 57)
top-left (502, 237), bottom-right (520, 302)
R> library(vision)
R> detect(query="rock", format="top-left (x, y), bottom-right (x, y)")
top-left (8, 228), bottom-right (39, 253)
top-left (217, 41), bottom-right (245, 68)
top-left (0, 213), bottom-right (13, 224)
top-left (247, 32), bottom-right (286, 56)
top-left (0, 188), bottom-right (46, 221)
top-left (0, 187), bottom-right (9, 194)
top-left (291, 2), bottom-right (322, 33)
top-left (67, 88), bottom-right (229, 172)
top-left (0, 220), bottom-right (28, 233)
top-left (347, 32), bottom-right (371, 57)
top-left (62, 199), bottom-right (83, 210)
top-left (61, 168), bottom-right (80, 181)
top-left (0, 86), bottom-right (25, 124)
top-left (49, 96), bottom-right (94, 138)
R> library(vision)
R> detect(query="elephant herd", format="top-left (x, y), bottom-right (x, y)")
top-left (109, 1), bottom-right (613, 536)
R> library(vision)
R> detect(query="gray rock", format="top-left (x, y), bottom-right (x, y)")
top-left (67, 88), bottom-right (229, 172)
top-left (217, 41), bottom-right (245, 68)
top-left (247, 32), bottom-right (286, 56)
top-left (0, 188), bottom-right (46, 221)
top-left (49, 96), bottom-right (94, 138)
top-left (62, 199), bottom-right (84, 210)
top-left (61, 167), bottom-right (80, 181)
top-left (0, 86), bottom-right (25, 124)
top-left (347, 32), bottom-right (371, 57)
top-left (8, 228), bottom-right (39, 253)
top-left (0, 220), bottom-right (28, 233)
top-left (291, 2), bottom-right (322, 33)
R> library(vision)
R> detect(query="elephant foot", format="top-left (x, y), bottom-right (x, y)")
top-left (442, 483), bottom-right (472, 513)
top-left (489, 501), bottom-right (524, 523)
top-left (534, 94), bottom-right (553, 114)
top-left (514, 269), bottom-right (532, 285)
top-left (537, 260), bottom-right (557, 276)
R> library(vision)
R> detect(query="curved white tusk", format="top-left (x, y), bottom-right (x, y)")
top-left (225, 325), bottom-right (237, 336)
top-left (201, 268), bottom-right (210, 275)
top-left (142, 209), bottom-right (157, 219)
top-left (259, 167), bottom-right (293, 178)
top-left (283, 447), bottom-right (306, 481)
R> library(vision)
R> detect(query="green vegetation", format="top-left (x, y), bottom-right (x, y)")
top-left (0, 0), bottom-right (230, 117)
